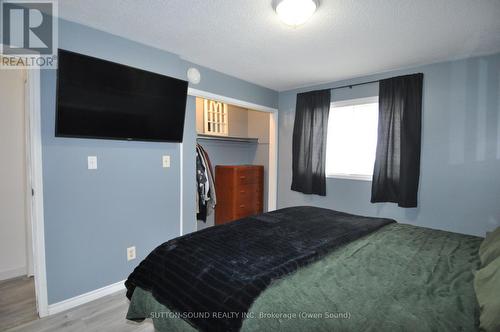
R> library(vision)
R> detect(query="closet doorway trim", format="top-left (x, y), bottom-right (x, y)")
top-left (187, 87), bottom-right (279, 223)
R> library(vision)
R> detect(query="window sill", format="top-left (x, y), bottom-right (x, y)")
top-left (326, 174), bottom-right (373, 181)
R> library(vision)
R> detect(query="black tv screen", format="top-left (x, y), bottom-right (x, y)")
top-left (56, 49), bottom-right (188, 142)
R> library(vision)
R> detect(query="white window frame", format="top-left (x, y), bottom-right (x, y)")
top-left (326, 96), bottom-right (379, 182)
top-left (328, 173), bottom-right (374, 181)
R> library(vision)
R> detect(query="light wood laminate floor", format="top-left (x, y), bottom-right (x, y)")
top-left (0, 276), bottom-right (37, 331)
top-left (1, 281), bottom-right (154, 332)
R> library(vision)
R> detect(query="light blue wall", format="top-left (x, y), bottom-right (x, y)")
top-left (278, 53), bottom-right (500, 237)
top-left (42, 19), bottom-right (277, 304)
top-left (57, 20), bottom-right (278, 109)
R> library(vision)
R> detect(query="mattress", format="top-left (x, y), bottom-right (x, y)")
top-left (126, 222), bottom-right (482, 331)
top-left (125, 206), bottom-right (394, 331)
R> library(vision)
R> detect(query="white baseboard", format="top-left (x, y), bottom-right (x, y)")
top-left (0, 266), bottom-right (27, 281)
top-left (47, 279), bottom-right (126, 316)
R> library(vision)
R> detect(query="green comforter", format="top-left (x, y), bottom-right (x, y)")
top-left (127, 223), bottom-right (482, 331)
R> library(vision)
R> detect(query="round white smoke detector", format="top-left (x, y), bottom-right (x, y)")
top-left (187, 67), bottom-right (201, 84)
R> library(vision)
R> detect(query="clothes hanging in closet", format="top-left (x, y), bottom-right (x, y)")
top-left (196, 144), bottom-right (216, 222)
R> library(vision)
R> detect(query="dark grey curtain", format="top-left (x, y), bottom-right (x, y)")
top-left (291, 89), bottom-right (331, 196)
top-left (371, 73), bottom-right (423, 207)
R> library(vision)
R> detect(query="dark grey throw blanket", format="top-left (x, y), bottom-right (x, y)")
top-left (125, 206), bottom-right (395, 331)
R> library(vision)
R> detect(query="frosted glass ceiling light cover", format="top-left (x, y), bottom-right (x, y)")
top-left (276, 0), bottom-right (317, 26)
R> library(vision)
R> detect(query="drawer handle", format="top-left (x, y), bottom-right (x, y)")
top-left (239, 205), bottom-right (245, 208)
top-left (240, 176), bottom-right (246, 179)
top-left (240, 190), bottom-right (246, 194)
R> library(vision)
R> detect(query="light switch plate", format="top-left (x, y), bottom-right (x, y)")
top-left (88, 156), bottom-right (97, 170)
top-left (127, 246), bottom-right (136, 261)
top-left (162, 155), bottom-right (171, 168)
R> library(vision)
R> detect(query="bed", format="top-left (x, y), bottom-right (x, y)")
top-left (125, 206), bottom-right (483, 331)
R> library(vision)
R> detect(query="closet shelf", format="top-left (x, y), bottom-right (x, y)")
top-left (197, 134), bottom-right (259, 144)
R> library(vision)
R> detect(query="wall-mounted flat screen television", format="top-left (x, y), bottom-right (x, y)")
top-left (55, 49), bottom-right (188, 142)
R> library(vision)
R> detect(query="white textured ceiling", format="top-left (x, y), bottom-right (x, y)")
top-left (58, 0), bottom-right (500, 91)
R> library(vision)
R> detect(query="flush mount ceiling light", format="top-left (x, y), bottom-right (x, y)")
top-left (275, 0), bottom-right (318, 27)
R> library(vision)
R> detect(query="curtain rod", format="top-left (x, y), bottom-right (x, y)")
top-left (305, 73), bottom-right (422, 93)
top-left (329, 79), bottom-right (380, 91)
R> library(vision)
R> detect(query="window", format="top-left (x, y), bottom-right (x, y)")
top-left (325, 97), bottom-right (379, 181)
top-left (204, 99), bottom-right (228, 136)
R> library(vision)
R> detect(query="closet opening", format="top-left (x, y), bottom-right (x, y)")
top-left (194, 97), bottom-right (274, 230)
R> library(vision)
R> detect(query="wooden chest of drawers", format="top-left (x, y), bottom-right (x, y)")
top-left (215, 165), bottom-right (264, 225)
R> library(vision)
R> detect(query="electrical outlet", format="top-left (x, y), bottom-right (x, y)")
top-left (162, 155), bottom-right (171, 168)
top-left (127, 246), bottom-right (136, 261)
top-left (88, 156), bottom-right (97, 170)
